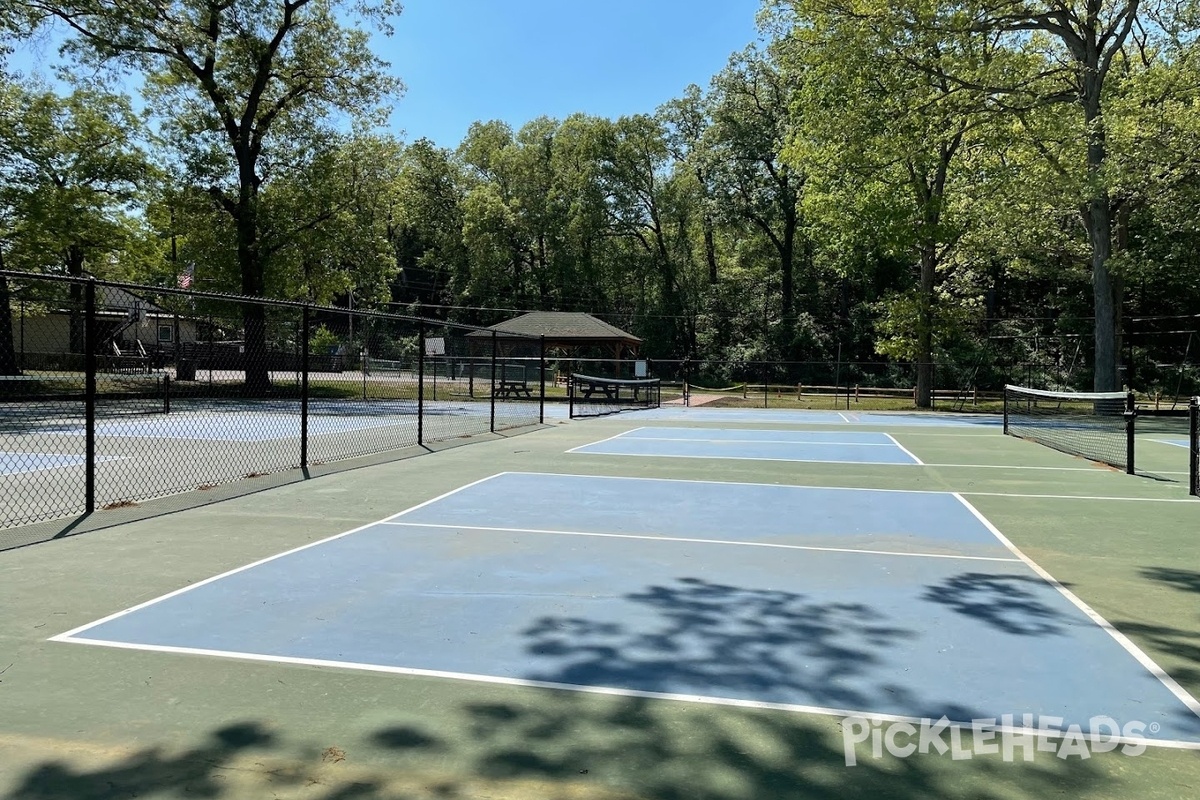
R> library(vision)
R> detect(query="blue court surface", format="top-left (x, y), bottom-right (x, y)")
top-left (637, 407), bottom-right (1003, 427)
top-left (56, 472), bottom-right (1200, 745)
top-left (570, 427), bottom-right (922, 465)
top-left (0, 451), bottom-right (119, 476)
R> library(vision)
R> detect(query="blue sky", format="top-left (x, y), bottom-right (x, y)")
top-left (9, 1), bottom-right (764, 149)
top-left (385, 0), bottom-right (764, 146)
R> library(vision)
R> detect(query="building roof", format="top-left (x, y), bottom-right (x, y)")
top-left (466, 312), bottom-right (642, 343)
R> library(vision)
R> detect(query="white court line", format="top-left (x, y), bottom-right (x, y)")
top-left (382, 521), bottom-right (1021, 563)
top-left (502, 470), bottom-right (1196, 502)
top-left (615, 436), bottom-right (898, 447)
top-left (1152, 439), bottom-right (1191, 449)
top-left (568, 449), bottom-right (921, 466)
top-left (48, 637), bottom-right (1200, 750)
top-left (960, 491), bottom-right (1197, 503)
top-left (569, 448), bottom-right (1140, 472)
top-left (564, 428), bottom-right (645, 454)
top-left (925, 463), bottom-right (1114, 472)
top-left (873, 432), bottom-right (1003, 437)
top-left (884, 434), bottom-right (925, 465)
top-left (953, 494), bottom-right (1200, 731)
top-left (49, 469), bottom-right (1200, 746)
top-left (49, 472), bottom-right (511, 641)
top-left (0, 452), bottom-right (125, 477)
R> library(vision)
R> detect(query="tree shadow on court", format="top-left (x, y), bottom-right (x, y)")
top-left (518, 576), bottom-right (930, 715)
top-left (430, 691), bottom-right (1114, 800)
top-left (3, 577), bottom-right (1131, 800)
top-left (6, 699), bottom-right (1117, 800)
top-left (1113, 566), bottom-right (1200, 690)
top-left (7, 722), bottom-right (279, 800)
top-left (1142, 567), bottom-right (1200, 596)
top-left (921, 572), bottom-right (1070, 636)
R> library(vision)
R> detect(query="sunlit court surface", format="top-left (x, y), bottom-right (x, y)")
top-left (2, 404), bottom-right (1199, 800)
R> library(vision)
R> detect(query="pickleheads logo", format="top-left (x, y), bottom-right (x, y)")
top-left (841, 715), bottom-right (1157, 765)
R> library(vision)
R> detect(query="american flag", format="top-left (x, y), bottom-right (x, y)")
top-left (177, 264), bottom-right (194, 289)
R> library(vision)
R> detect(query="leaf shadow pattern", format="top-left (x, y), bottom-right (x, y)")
top-left (8, 723), bottom-right (277, 800)
top-left (922, 572), bottom-right (1070, 636)
top-left (517, 576), bottom-right (990, 720)
top-left (1141, 567), bottom-right (1200, 596)
top-left (454, 692), bottom-right (1114, 800)
top-left (7, 699), bottom-right (1118, 800)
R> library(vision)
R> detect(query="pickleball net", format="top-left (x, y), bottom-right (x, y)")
top-left (1003, 385), bottom-right (1136, 474)
top-left (569, 374), bottom-right (661, 419)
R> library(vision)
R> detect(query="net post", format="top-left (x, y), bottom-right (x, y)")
top-left (417, 320), bottom-right (425, 446)
top-left (683, 359), bottom-right (690, 408)
top-left (1003, 385), bottom-right (1009, 435)
top-left (1189, 396), bottom-right (1198, 497)
top-left (538, 335), bottom-right (546, 425)
top-left (1125, 390), bottom-right (1136, 475)
top-left (568, 374), bottom-right (575, 418)
top-left (301, 305), bottom-right (310, 468)
top-left (163, 374), bottom-right (171, 415)
top-left (84, 279), bottom-right (96, 515)
top-left (490, 330), bottom-right (497, 433)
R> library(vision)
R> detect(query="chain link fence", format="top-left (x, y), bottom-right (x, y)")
top-left (0, 271), bottom-right (546, 547)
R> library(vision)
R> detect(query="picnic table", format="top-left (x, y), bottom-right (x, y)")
top-left (494, 378), bottom-right (532, 399)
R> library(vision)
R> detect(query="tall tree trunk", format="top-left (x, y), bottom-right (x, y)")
top-left (237, 201), bottom-right (271, 394)
top-left (915, 246), bottom-right (936, 409)
top-left (1082, 81), bottom-right (1119, 392)
top-left (1089, 200), bottom-right (1118, 391)
top-left (537, 233), bottom-right (549, 307)
top-left (1113, 202), bottom-right (1131, 386)
top-left (780, 210), bottom-right (795, 319)
top-left (0, 261), bottom-right (20, 376)
top-left (703, 214), bottom-right (718, 284)
top-left (66, 245), bottom-right (86, 355)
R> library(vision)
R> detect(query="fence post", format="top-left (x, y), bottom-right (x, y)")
top-left (490, 330), bottom-right (497, 433)
top-left (1189, 396), bottom-right (1198, 497)
top-left (301, 306), bottom-right (310, 468)
top-left (539, 335), bottom-right (546, 424)
top-left (84, 280), bottom-right (96, 514)
top-left (1125, 391), bottom-right (1136, 475)
top-left (1003, 386), bottom-right (1009, 434)
top-left (762, 362), bottom-right (768, 409)
top-left (418, 320), bottom-right (425, 446)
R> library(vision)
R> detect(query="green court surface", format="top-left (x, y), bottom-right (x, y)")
top-left (2, 409), bottom-right (1199, 800)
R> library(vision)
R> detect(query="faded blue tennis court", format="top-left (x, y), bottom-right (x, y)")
top-left (55, 471), bottom-right (1200, 744)
top-left (0, 451), bottom-right (120, 476)
top-left (570, 427), bottom-right (923, 464)
top-left (26, 401), bottom-right (497, 441)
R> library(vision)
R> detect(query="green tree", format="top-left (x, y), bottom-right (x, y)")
top-left (707, 46), bottom-right (806, 340)
top-left (0, 81), bottom-right (151, 359)
top-left (390, 138), bottom-right (469, 313)
top-left (773, 0), bottom-right (1004, 405)
top-left (30, 0), bottom-right (402, 390)
top-left (659, 85), bottom-right (720, 288)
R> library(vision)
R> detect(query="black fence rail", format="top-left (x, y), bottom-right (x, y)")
top-left (0, 271), bottom-right (548, 545)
